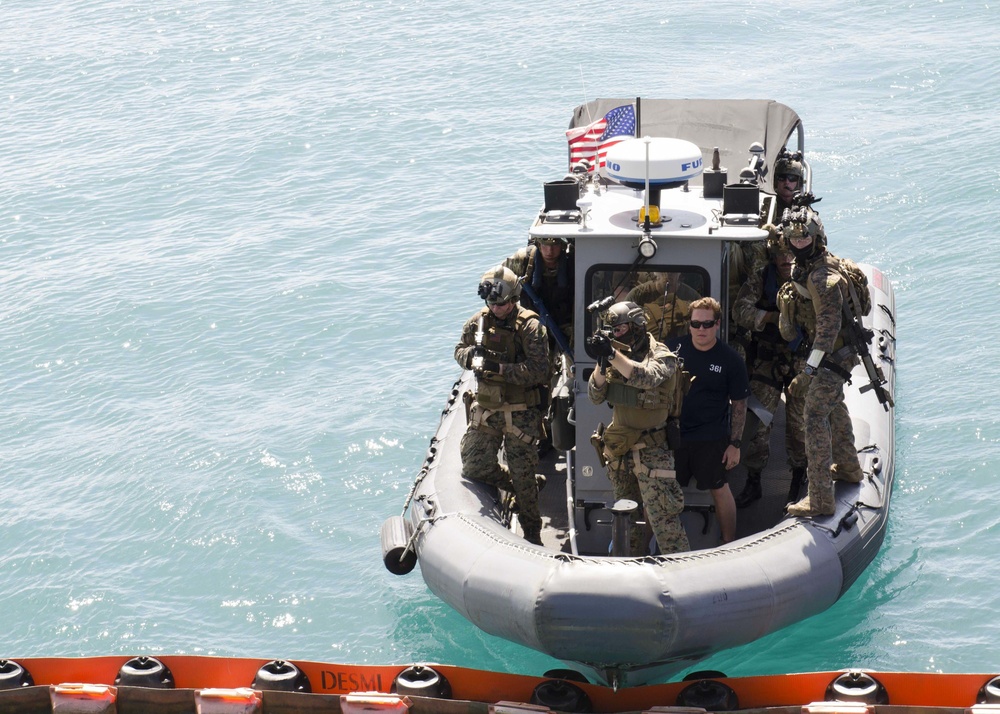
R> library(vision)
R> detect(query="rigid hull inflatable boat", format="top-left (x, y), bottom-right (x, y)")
top-left (382, 99), bottom-right (897, 688)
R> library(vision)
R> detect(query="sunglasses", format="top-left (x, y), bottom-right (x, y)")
top-left (689, 319), bottom-right (718, 329)
top-left (776, 173), bottom-right (800, 183)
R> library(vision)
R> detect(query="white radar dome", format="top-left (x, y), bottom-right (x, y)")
top-left (603, 137), bottom-right (704, 189)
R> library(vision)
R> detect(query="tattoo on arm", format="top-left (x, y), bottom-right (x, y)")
top-left (730, 399), bottom-right (747, 440)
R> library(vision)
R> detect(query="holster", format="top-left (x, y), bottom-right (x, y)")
top-left (590, 422), bottom-right (608, 468)
top-left (665, 418), bottom-right (682, 451)
top-left (462, 390), bottom-right (474, 423)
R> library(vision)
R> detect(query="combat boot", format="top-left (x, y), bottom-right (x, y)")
top-left (787, 466), bottom-right (807, 502)
top-left (734, 470), bottom-right (762, 508)
top-left (831, 462), bottom-right (864, 483)
top-left (786, 475), bottom-right (835, 517)
top-left (522, 524), bottom-right (543, 546)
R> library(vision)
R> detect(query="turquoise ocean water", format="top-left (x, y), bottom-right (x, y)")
top-left (2, 0), bottom-right (1000, 683)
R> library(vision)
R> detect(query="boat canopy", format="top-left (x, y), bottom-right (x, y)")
top-left (569, 99), bottom-right (802, 193)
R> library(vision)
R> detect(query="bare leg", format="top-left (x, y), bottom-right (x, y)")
top-left (711, 483), bottom-right (737, 544)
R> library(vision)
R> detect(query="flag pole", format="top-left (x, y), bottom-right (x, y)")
top-left (635, 96), bottom-right (641, 137)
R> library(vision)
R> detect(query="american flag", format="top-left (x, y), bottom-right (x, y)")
top-left (565, 104), bottom-right (636, 171)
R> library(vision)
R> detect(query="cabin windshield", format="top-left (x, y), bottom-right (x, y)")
top-left (584, 264), bottom-right (710, 353)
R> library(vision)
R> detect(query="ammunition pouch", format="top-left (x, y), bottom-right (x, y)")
top-left (475, 381), bottom-right (545, 411)
top-left (602, 422), bottom-right (642, 460)
top-left (475, 380), bottom-right (505, 410)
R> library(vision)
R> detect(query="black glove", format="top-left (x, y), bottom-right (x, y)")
top-left (589, 333), bottom-right (614, 359)
top-left (479, 358), bottom-right (501, 374)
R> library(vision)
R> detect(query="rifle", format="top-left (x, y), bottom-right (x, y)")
top-left (840, 300), bottom-right (894, 411)
top-left (521, 281), bottom-right (574, 363)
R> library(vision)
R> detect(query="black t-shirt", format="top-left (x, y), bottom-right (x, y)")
top-left (670, 335), bottom-right (750, 441)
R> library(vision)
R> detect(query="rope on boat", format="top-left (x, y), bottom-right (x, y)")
top-left (399, 378), bottom-right (465, 516)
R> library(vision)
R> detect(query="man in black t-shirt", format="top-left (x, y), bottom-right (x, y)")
top-left (669, 297), bottom-right (749, 544)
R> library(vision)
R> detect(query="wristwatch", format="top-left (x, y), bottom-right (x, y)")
top-left (804, 364), bottom-right (817, 376)
top-left (729, 438), bottom-right (742, 449)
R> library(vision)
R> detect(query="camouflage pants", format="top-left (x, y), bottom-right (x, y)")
top-left (607, 444), bottom-right (688, 556)
top-left (460, 406), bottom-right (543, 535)
top-left (803, 368), bottom-right (860, 491)
top-left (745, 369), bottom-right (806, 472)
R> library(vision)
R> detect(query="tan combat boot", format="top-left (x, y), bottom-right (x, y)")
top-left (831, 462), bottom-right (864, 483)
top-left (786, 476), bottom-right (835, 517)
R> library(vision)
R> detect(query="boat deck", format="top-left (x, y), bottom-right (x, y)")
top-left (532, 398), bottom-right (796, 554)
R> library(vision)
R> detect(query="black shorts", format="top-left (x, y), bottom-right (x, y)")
top-left (675, 436), bottom-right (729, 490)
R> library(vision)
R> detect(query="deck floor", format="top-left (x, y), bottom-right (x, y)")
top-left (528, 398), bottom-right (797, 554)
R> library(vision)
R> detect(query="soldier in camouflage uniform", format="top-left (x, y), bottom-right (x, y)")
top-left (502, 237), bottom-right (574, 358)
top-left (455, 266), bottom-right (550, 545)
top-left (503, 237), bottom-right (574, 455)
top-left (777, 206), bottom-right (864, 517)
top-left (587, 302), bottom-right (689, 556)
top-left (625, 272), bottom-right (696, 341)
top-left (731, 236), bottom-right (807, 508)
top-left (730, 150), bottom-right (805, 354)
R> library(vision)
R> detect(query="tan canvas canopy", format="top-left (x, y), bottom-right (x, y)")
top-left (569, 98), bottom-right (802, 193)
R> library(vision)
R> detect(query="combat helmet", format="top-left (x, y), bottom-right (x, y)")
top-left (478, 265), bottom-right (522, 305)
top-left (774, 149), bottom-right (804, 181)
top-left (605, 301), bottom-right (648, 352)
top-left (780, 205), bottom-right (827, 260)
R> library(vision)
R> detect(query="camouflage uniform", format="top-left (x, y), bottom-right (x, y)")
top-left (588, 335), bottom-right (689, 555)
top-left (732, 261), bottom-right (807, 476)
top-left (455, 304), bottom-right (549, 543)
top-left (779, 251), bottom-right (864, 517)
top-left (626, 276), bottom-right (692, 342)
top-left (730, 152), bottom-right (800, 351)
top-left (502, 243), bottom-right (574, 358)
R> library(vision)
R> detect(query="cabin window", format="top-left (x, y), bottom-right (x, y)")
top-left (584, 264), bottom-right (709, 359)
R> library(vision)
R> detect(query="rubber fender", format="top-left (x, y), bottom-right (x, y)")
top-left (392, 665), bottom-right (451, 699)
top-left (977, 675), bottom-right (1000, 703)
top-left (541, 669), bottom-right (589, 683)
top-left (682, 670), bottom-right (728, 681)
top-left (676, 678), bottom-right (739, 711)
top-left (115, 656), bottom-right (175, 688)
top-left (0, 660), bottom-right (33, 690)
top-left (381, 516), bottom-right (417, 576)
top-left (531, 679), bottom-right (592, 713)
top-left (252, 660), bottom-right (311, 693)
top-left (826, 670), bottom-right (888, 705)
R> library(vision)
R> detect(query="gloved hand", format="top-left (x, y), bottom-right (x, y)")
top-left (467, 346), bottom-right (487, 370)
top-left (478, 357), bottom-right (501, 374)
top-left (787, 371), bottom-right (812, 398)
top-left (589, 333), bottom-right (614, 359)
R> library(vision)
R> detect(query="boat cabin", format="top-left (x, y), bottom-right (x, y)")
top-left (529, 99), bottom-right (807, 554)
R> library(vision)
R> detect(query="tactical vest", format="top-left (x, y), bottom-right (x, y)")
top-left (753, 263), bottom-right (794, 363)
top-left (643, 296), bottom-right (691, 341)
top-left (475, 307), bottom-right (543, 408)
top-left (789, 255), bottom-right (854, 352)
top-left (603, 342), bottom-right (688, 430)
